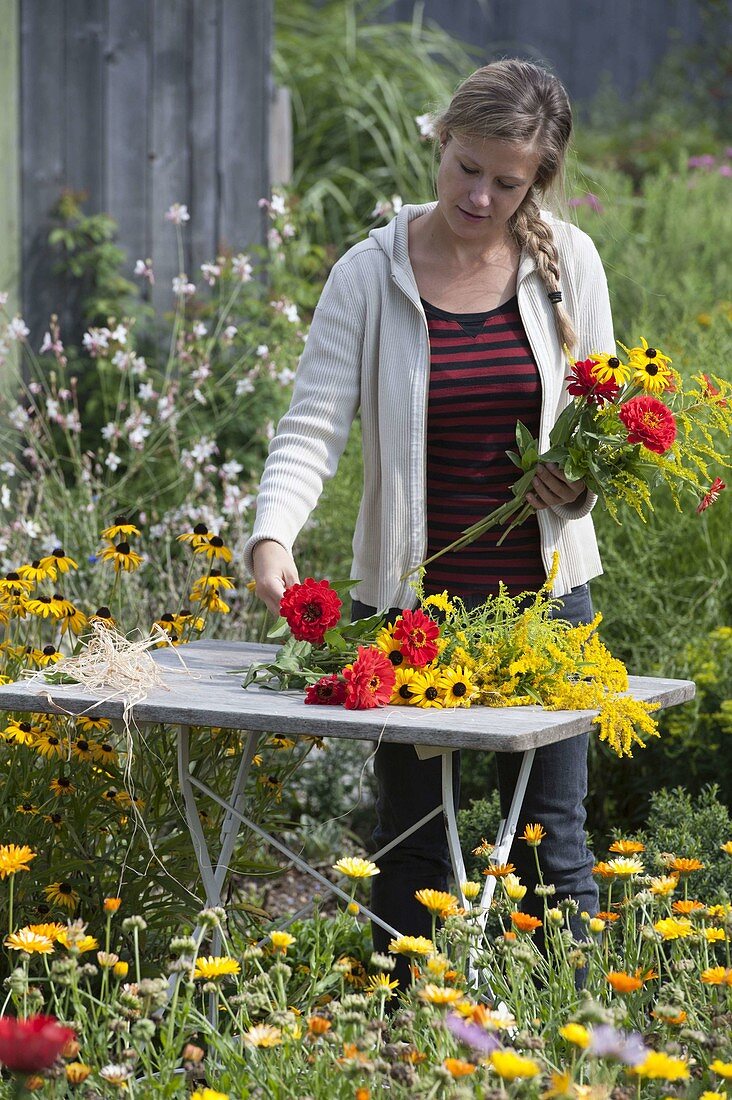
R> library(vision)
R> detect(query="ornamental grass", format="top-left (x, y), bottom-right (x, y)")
top-left (0, 834), bottom-right (729, 1097)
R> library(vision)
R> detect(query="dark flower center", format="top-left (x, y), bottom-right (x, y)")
top-left (96, 607), bottom-right (112, 618)
top-left (645, 363), bottom-right (658, 375)
top-left (100, 743), bottom-right (113, 753)
top-left (398, 685), bottom-right (413, 699)
top-left (608, 357), bottom-right (620, 368)
top-left (21, 801), bottom-right (33, 811)
top-left (57, 778), bottom-right (71, 788)
top-left (50, 814), bottom-right (62, 825)
top-left (20, 722), bottom-right (31, 733)
top-left (302, 602), bottom-right (322, 622)
top-left (113, 515), bottom-right (128, 525)
top-left (161, 613), bottom-right (175, 622)
top-left (388, 651), bottom-right (404, 665)
top-left (425, 687), bottom-right (438, 700)
top-left (452, 682), bottom-right (467, 697)
top-left (368, 676), bottom-right (381, 691)
top-left (59, 881), bottom-right (71, 892)
top-left (106, 789), bottom-right (117, 799)
top-left (38, 596), bottom-right (51, 604)
top-left (210, 536), bottom-right (224, 547)
top-left (116, 542), bottom-right (131, 554)
top-left (6, 572), bottom-right (20, 581)
top-left (31, 559), bottom-right (41, 568)
top-left (646, 348), bottom-right (657, 358)
top-left (43, 645), bottom-right (57, 656)
top-left (48, 737), bottom-right (59, 746)
top-left (77, 740), bottom-right (89, 752)
top-left (52, 548), bottom-right (65, 557)
top-left (193, 523), bottom-right (208, 534)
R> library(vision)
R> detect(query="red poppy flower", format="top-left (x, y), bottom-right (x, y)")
top-left (392, 608), bottom-right (440, 667)
top-left (280, 578), bottom-right (342, 644)
top-left (696, 476), bottom-right (726, 514)
top-left (0, 1015), bottom-right (76, 1072)
top-left (304, 673), bottom-right (347, 705)
top-left (618, 395), bottom-right (677, 454)
top-left (342, 646), bottom-right (396, 710)
top-left (565, 358), bottom-right (620, 404)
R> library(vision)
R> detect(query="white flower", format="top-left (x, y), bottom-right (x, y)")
top-left (220, 459), bottom-right (243, 480)
top-left (277, 367), bottom-right (296, 386)
top-left (45, 398), bottom-right (60, 420)
top-left (7, 316), bottom-right (30, 341)
top-left (165, 203), bottom-right (190, 225)
top-left (270, 192), bottom-right (287, 216)
top-left (232, 254), bottom-right (253, 282)
top-left (137, 383), bottom-right (156, 402)
top-left (268, 227), bottom-right (283, 248)
top-left (191, 362), bottom-right (211, 383)
top-left (0, 485), bottom-right (11, 509)
top-left (124, 411), bottom-right (152, 449)
top-left (110, 323), bottom-right (128, 345)
top-left (415, 113), bottom-right (436, 139)
top-left (99, 1065), bottom-right (132, 1085)
top-left (39, 331), bottom-right (53, 354)
top-left (0, 292), bottom-right (7, 306)
top-left (101, 422), bottom-right (119, 442)
top-left (112, 350), bottom-right (131, 372)
top-left (8, 405), bottom-right (30, 430)
top-left (391, 194), bottom-right (403, 213)
top-left (16, 518), bottom-right (41, 539)
top-left (192, 321), bottom-right (208, 339)
top-left (0, 462), bottom-right (16, 477)
top-left (60, 411), bottom-right (81, 433)
top-left (282, 222), bottom-right (296, 239)
top-left (172, 275), bottom-right (196, 297)
top-left (105, 452), bottom-right (122, 471)
top-left (134, 258), bottom-right (154, 284)
top-left (235, 377), bottom-right (255, 396)
top-left (370, 198), bottom-right (390, 219)
top-left (157, 394), bottom-right (177, 423)
top-left (200, 262), bottom-right (221, 286)
top-left (256, 344), bottom-right (269, 358)
top-left (270, 299), bottom-right (299, 324)
top-left (192, 387), bottom-right (207, 405)
top-left (222, 325), bottom-right (238, 344)
top-left (189, 437), bottom-right (218, 464)
top-left (131, 355), bottom-right (147, 376)
top-left (82, 327), bottom-right (111, 356)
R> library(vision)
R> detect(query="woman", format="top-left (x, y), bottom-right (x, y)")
top-left (244, 60), bottom-right (614, 980)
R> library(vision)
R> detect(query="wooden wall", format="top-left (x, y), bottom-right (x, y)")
top-left (383, 0), bottom-right (708, 106)
top-left (16, 0), bottom-right (272, 340)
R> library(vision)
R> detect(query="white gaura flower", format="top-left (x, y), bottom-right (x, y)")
top-left (7, 316), bottom-right (30, 341)
top-left (105, 452), bottom-right (122, 471)
top-left (232, 253), bottom-right (253, 282)
top-left (165, 202), bottom-right (190, 225)
top-left (134, 258), bottom-right (154, 283)
top-left (172, 275), bottom-right (196, 297)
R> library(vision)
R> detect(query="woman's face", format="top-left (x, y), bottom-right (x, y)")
top-left (436, 133), bottom-right (541, 242)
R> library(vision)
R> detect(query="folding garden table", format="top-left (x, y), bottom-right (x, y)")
top-left (0, 638), bottom-right (695, 945)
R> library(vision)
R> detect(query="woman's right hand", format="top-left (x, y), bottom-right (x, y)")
top-left (252, 540), bottom-right (300, 618)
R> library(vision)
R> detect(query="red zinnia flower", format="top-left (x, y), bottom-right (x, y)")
top-left (697, 476), bottom-right (726, 514)
top-left (342, 646), bottom-right (396, 710)
top-left (304, 673), bottom-right (347, 705)
top-left (0, 1015), bottom-right (76, 1072)
top-left (280, 578), bottom-right (342, 644)
top-left (618, 395), bottom-right (677, 455)
top-left (392, 608), bottom-right (440, 667)
top-left (565, 358), bottom-right (620, 404)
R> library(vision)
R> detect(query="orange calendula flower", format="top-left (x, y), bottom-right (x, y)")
top-left (306, 1015), bottom-right (331, 1035)
top-left (482, 862), bottom-right (516, 878)
top-left (595, 911), bottom-right (620, 922)
top-left (592, 862), bottom-right (616, 879)
top-left (701, 966), bottom-right (732, 986)
top-left (511, 912), bottom-right (542, 934)
top-left (672, 899), bottom-right (705, 915)
top-left (0, 844), bottom-right (37, 878)
top-left (666, 856), bottom-right (704, 875)
top-left (104, 897), bottom-right (122, 913)
top-left (521, 823), bottom-right (546, 846)
top-left (414, 888), bottom-right (459, 918)
top-left (606, 971), bottom-right (643, 994)
top-left (608, 838), bottom-right (645, 854)
top-left (443, 1058), bottom-right (476, 1077)
top-left (651, 1008), bottom-right (687, 1025)
top-left (720, 840), bottom-right (732, 856)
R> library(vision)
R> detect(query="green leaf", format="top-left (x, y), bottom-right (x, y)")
top-left (515, 420), bottom-right (535, 453)
top-left (505, 449), bottom-right (523, 469)
top-left (266, 616), bottom-right (291, 639)
top-left (322, 628), bottom-right (348, 651)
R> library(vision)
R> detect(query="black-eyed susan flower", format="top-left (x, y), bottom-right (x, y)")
top-left (408, 668), bottom-right (443, 708)
top-left (196, 590), bottom-right (230, 614)
top-left (26, 595), bottom-right (64, 619)
top-left (100, 541), bottom-right (144, 573)
top-left (76, 716), bottom-right (111, 734)
top-left (375, 628), bottom-right (406, 667)
top-left (101, 517), bottom-right (141, 540)
top-left (43, 881), bottom-right (80, 911)
top-left (50, 776), bottom-right (75, 797)
top-left (37, 644), bottom-right (63, 667)
top-left (437, 665), bottom-right (475, 707)
top-left (193, 955), bottom-right (241, 980)
top-left (89, 606), bottom-right (115, 626)
top-left (44, 811), bottom-right (64, 830)
top-left (59, 604), bottom-right (88, 636)
top-left (3, 720), bottom-right (40, 745)
top-left (189, 570), bottom-right (235, 599)
top-left (93, 740), bottom-right (119, 765)
top-left (50, 594), bottom-right (75, 618)
top-left (0, 843), bottom-right (37, 878)
top-left (177, 522), bottom-right (212, 548)
top-left (390, 666), bottom-right (419, 704)
top-left (16, 800), bottom-right (38, 815)
top-left (590, 352), bottom-right (631, 386)
top-left (620, 337), bottom-right (673, 384)
top-left (34, 732), bottom-right (65, 760)
top-left (40, 547), bottom-right (78, 574)
top-left (258, 774), bottom-right (283, 800)
top-left (193, 535), bottom-right (232, 563)
top-left (18, 559), bottom-right (57, 584)
top-left (267, 734), bottom-right (296, 750)
top-left (0, 572), bottom-right (33, 596)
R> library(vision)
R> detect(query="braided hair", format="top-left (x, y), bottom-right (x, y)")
top-left (435, 59), bottom-right (576, 350)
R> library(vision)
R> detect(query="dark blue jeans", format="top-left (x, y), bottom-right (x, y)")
top-left (352, 584), bottom-right (598, 978)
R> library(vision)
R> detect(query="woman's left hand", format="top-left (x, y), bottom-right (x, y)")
top-left (526, 462), bottom-right (586, 510)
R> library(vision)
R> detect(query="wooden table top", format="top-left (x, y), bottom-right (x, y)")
top-left (0, 639), bottom-right (695, 753)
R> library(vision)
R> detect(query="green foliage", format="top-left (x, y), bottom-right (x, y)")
top-left (637, 784), bottom-right (732, 899)
top-left (456, 791), bottom-right (502, 880)
top-left (274, 0), bottom-right (477, 245)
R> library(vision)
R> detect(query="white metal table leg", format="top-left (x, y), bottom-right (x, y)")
top-left (479, 748), bottom-right (535, 919)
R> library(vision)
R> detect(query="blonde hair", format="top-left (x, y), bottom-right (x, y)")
top-left (436, 59), bottom-right (576, 350)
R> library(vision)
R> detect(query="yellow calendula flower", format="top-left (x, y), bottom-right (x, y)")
top-left (606, 856), bottom-right (644, 877)
top-left (437, 665), bottom-right (475, 707)
top-left (630, 1051), bottom-right (689, 1081)
top-left (704, 927), bottom-right (727, 942)
top-left (414, 888), bottom-right (459, 918)
top-left (654, 916), bottom-right (694, 940)
top-left (502, 873), bottom-right (527, 901)
top-left (366, 973), bottom-right (399, 996)
top-left (26, 922), bottom-right (66, 942)
top-left (408, 668), bottom-right (443, 708)
top-left (332, 857), bottom-right (379, 879)
top-left (58, 931), bottom-right (98, 954)
top-left (113, 960), bottom-right (129, 979)
top-left (559, 1023), bottom-right (591, 1048)
top-left (590, 351), bottom-right (631, 386)
top-left (243, 1024), bottom-right (282, 1048)
top-left (0, 843), bottom-right (37, 878)
top-left (388, 935), bottom-right (434, 956)
top-left (269, 931), bottom-right (296, 953)
top-left (190, 1091), bottom-right (229, 1100)
top-left (489, 1049), bottom-right (541, 1080)
top-left (719, 840), bottom-right (732, 856)
top-left (710, 1061), bottom-right (732, 1079)
top-left (418, 983), bottom-right (464, 1006)
top-left (100, 540), bottom-right (144, 573)
top-left (65, 1064), bottom-right (93, 1085)
top-left (5, 929), bottom-right (54, 954)
top-left (521, 823), bottom-right (546, 846)
top-left (193, 956), bottom-right (241, 980)
top-left (461, 881), bottom-right (481, 901)
top-left (701, 965), bottom-right (732, 985)
top-left (649, 875), bottom-right (678, 897)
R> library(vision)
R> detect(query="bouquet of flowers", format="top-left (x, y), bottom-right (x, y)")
top-left (406, 339), bottom-right (730, 575)
top-left (242, 558), bottom-right (661, 757)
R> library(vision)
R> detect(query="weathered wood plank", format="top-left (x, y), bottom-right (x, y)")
top-left (0, 639), bottom-right (696, 754)
top-left (189, 0), bottom-right (219, 276)
top-left (0, 0), bottom-right (21, 337)
top-left (65, 0), bottom-right (105, 208)
top-left (106, 0), bottom-right (151, 271)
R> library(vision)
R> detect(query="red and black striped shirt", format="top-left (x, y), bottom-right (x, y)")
top-left (423, 294), bottom-right (546, 598)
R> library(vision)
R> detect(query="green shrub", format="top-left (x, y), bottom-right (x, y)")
top-left (636, 784), bottom-right (732, 899)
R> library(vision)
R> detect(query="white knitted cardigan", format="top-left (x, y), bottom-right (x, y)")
top-left (244, 202), bottom-right (615, 607)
